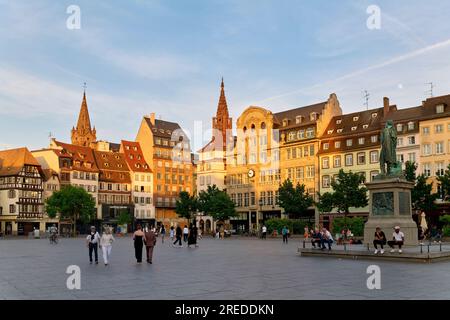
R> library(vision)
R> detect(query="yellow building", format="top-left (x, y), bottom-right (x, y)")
top-left (418, 94), bottom-right (450, 196)
top-left (226, 94), bottom-right (342, 232)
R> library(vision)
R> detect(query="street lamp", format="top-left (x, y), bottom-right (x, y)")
top-left (258, 198), bottom-right (263, 236)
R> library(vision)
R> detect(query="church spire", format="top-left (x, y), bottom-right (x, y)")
top-left (216, 77), bottom-right (229, 119)
top-left (71, 87), bottom-right (97, 147)
top-left (212, 78), bottom-right (232, 146)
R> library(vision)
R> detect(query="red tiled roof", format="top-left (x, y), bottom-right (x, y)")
top-left (120, 140), bottom-right (152, 173)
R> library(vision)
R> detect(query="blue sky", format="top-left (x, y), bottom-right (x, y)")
top-left (1, 0), bottom-right (450, 152)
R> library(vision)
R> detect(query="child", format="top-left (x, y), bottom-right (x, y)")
top-left (169, 226), bottom-right (175, 242)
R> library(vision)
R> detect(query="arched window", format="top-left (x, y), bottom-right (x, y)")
top-left (261, 122), bottom-right (266, 129)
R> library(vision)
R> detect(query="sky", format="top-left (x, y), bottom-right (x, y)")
top-left (1, 0), bottom-right (450, 152)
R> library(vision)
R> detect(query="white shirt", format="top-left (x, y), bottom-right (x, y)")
top-left (86, 232), bottom-right (100, 244)
top-left (100, 234), bottom-right (114, 247)
top-left (262, 226), bottom-right (267, 233)
top-left (183, 227), bottom-right (189, 234)
top-left (393, 231), bottom-right (404, 241)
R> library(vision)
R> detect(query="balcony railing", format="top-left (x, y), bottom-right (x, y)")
top-left (17, 212), bottom-right (44, 219)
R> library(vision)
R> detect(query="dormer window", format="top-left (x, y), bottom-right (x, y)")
top-left (353, 116), bottom-right (359, 122)
top-left (363, 124), bottom-right (369, 129)
top-left (159, 129), bottom-right (164, 133)
top-left (397, 124), bottom-right (403, 132)
top-left (351, 126), bottom-right (357, 131)
top-left (135, 164), bottom-right (141, 168)
top-left (337, 129), bottom-right (343, 133)
top-left (104, 163), bottom-right (109, 167)
top-left (133, 146), bottom-right (137, 151)
top-left (327, 130), bottom-right (334, 135)
top-left (115, 155), bottom-right (120, 160)
top-left (336, 119), bottom-right (342, 124)
top-left (166, 130), bottom-right (171, 135)
top-left (310, 112), bottom-right (318, 121)
top-left (323, 143), bottom-right (329, 150)
top-left (295, 116), bottom-right (303, 124)
top-left (126, 146), bottom-right (130, 150)
top-left (144, 165), bottom-right (148, 169)
top-left (282, 119), bottom-right (289, 127)
top-left (371, 113), bottom-right (377, 118)
top-left (436, 104), bottom-right (444, 114)
top-left (102, 154), bottom-right (107, 159)
top-left (408, 122), bottom-right (415, 130)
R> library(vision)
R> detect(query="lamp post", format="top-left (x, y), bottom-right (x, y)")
top-left (258, 198), bottom-right (263, 236)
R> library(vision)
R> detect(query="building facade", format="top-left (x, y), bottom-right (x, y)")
top-left (0, 148), bottom-right (57, 236)
top-left (120, 140), bottom-right (155, 226)
top-left (196, 79), bottom-right (233, 234)
top-left (136, 114), bottom-right (194, 229)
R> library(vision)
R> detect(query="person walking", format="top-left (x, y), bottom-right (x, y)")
top-left (169, 226), bottom-right (175, 242)
top-left (261, 225), bottom-right (267, 240)
top-left (173, 225), bottom-right (183, 247)
top-left (187, 224), bottom-right (199, 248)
top-left (100, 226), bottom-right (115, 266)
top-left (86, 226), bottom-right (101, 265)
top-left (144, 226), bottom-right (157, 264)
top-left (373, 226), bottom-right (386, 254)
top-left (160, 224), bottom-right (166, 243)
top-left (133, 224), bottom-right (145, 263)
top-left (183, 225), bottom-right (189, 243)
top-left (282, 226), bottom-right (289, 244)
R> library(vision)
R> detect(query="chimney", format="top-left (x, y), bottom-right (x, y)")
top-left (383, 97), bottom-right (390, 117)
top-left (149, 113), bottom-right (155, 126)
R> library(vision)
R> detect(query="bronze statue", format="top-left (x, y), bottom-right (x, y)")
top-left (380, 120), bottom-right (397, 175)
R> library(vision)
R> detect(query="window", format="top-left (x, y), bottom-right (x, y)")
top-left (327, 130), bottom-right (333, 135)
top-left (363, 124), bottom-right (369, 129)
top-left (206, 176), bottom-right (211, 185)
top-left (288, 132), bottom-right (296, 141)
top-left (371, 113), bottom-right (377, 118)
top-left (345, 154), bottom-right (353, 166)
top-left (267, 191), bottom-right (274, 205)
top-left (250, 192), bottom-right (255, 206)
top-left (303, 146), bottom-right (309, 157)
top-left (322, 157), bottom-right (329, 169)
top-left (397, 124), bottom-right (403, 132)
top-left (296, 116), bottom-right (303, 124)
top-left (322, 175), bottom-right (330, 188)
top-left (370, 151), bottom-right (379, 163)
top-left (8, 190), bottom-right (16, 198)
top-left (437, 162), bottom-right (445, 176)
top-left (306, 166), bottom-right (315, 179)
top-left (351, 126), bottom-right (357, 131)
top-left (358, 137), bottom-right (365, 145)
top-left (244, 193), bottom-right (249, 207)
top-left (408, 136), bottom-right (415, 145)
top-left (408, 153), bottom-right (416, 163)
top-left (423, 163), bottom-right (431, 177)
top-left (199, 176), bottom-right (205, 186)
top-left (272, 150), bottom-right (280, 162)
top-left (282, 119), bottom-right (288, 127)
top-left (337, 129), bottom-right (343, 133)
top-left (353, 116), bottom-right (359, 122)
top-left (107, 184), bottom-right (112, 191)
top-left (357, 152), bottom-right (366, 165)
top-left (260, 192), bottom-right (266, 206)
top-left (371, 135), bottom-right (378, 143)
top-left (336, 119), bottom-right (342, 124)
top-left (9, 204), bottom-right (15, 213)
top-left (346, 139), bottom-right (353, 147)
top-left (237, 194), bottom-right (242, 207)
top-left (73, 172), bottom-right (78, 179)
top-left (397, 138), bottom-right (403, 147)
top-left (397, 154), bottom-right (404, 163)
top-left (408, 122), bottom-right (415, 130)
top-left (296, 167), bottom-right (304, 179)
top-left (422, 127), bottom-right (430, 135)
top-left (310, 112), bottom-right (318, 121)
top-left (309, 145), bottom-right (315, 156)
top-left (260, 135), bottom-right (267, 145)
top-left (297, 130), bottom-right (305, 139)
top-left (335, 141), bottom-right (341, 148)
top-left (436, 104), bottom-right (444, 114)
top-left (323, 143), bottom-right (329, 150)
top-left (305, 128), bottom-right (313, 138)
top-left (334, 156), bottom-right (341, 168)
top-left (436, 142), bottom-right (444, 154)
top-left (423, 144), bottom-right (432, 156)
top-left (435, 124), bottom-right (443, 133)
top-left (370, 171), bottom-right (379, 181)
top-left (291, 148), bottom-right (297, 159)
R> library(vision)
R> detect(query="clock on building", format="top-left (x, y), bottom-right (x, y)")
top-left (248, 169), bottom-right (255, 178)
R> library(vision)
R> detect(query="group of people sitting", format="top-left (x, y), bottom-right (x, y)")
top-left (372, 226), bottom-right (405, 254)
top-left (310, 228), bottom-right (334, 250)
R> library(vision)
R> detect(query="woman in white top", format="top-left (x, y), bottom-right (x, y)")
top-left (100, 227), bottom-right (115, 266)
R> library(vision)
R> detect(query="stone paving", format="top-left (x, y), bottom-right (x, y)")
top-left (1, 236), bottom-right (450, 300)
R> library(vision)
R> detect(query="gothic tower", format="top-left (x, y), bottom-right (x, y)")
top-left (71, 90), bottom-right (97, 147)
top-left (212, 78), bottom-right (232, 146)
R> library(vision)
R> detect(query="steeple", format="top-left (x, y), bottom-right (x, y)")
top-left (71, 88), bottom-right (97, 147)
top-left (212, 78), bottom-right (232, 146)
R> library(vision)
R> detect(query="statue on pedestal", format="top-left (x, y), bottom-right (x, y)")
top-left (379, 120), bottom-right (399, 176)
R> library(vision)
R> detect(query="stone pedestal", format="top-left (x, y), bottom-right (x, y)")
top-left (364, 177), bottom-right (418, 246)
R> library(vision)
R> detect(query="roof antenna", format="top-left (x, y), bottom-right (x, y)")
top-left (362, 90), bottom-right (370, 110)
top-left (425, 82), bottom-right (434, 98)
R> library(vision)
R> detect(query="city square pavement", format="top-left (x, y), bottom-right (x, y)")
top-left (1, 235), bottom-right (450, 300)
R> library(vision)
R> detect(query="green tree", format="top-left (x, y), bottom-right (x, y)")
top-left (413, 174), bottom-right (438, 214)
top-left (437, 164), bottom-right (450, 200)
top-left (404, 161), bottom-right (417, 182)
top-left (316, 170), bottom-right (368, 226)
top-left (45, 185), bottom-right (96, 235)
top-left (198, 185), bottom-right (237, 222)
top-left (277, 179), bottom-right (314, 220)
top-left (117, 209), bottom-right (132, 226)
top-left (175, 191), bottom-right (198, 224)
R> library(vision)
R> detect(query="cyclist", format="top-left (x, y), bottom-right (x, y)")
top-left (49, 224), bottom-right (58, 244)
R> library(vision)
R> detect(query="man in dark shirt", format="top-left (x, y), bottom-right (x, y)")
top-left (311, 228), bottom-right (322, 248)
top-left (173, 225), bottom-right (183, 247)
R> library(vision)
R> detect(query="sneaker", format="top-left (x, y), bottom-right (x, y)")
top-left (380, 249), bottom-right (384, 254)
top-left (390, 249), bottom-right (396, 253)
top-left (374, 249), bottom-right (378, 254)
top-left (398, 249), bottom-right (402, 253)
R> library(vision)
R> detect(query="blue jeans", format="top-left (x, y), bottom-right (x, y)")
top-left (321, 239), bottom-right (333, 249)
